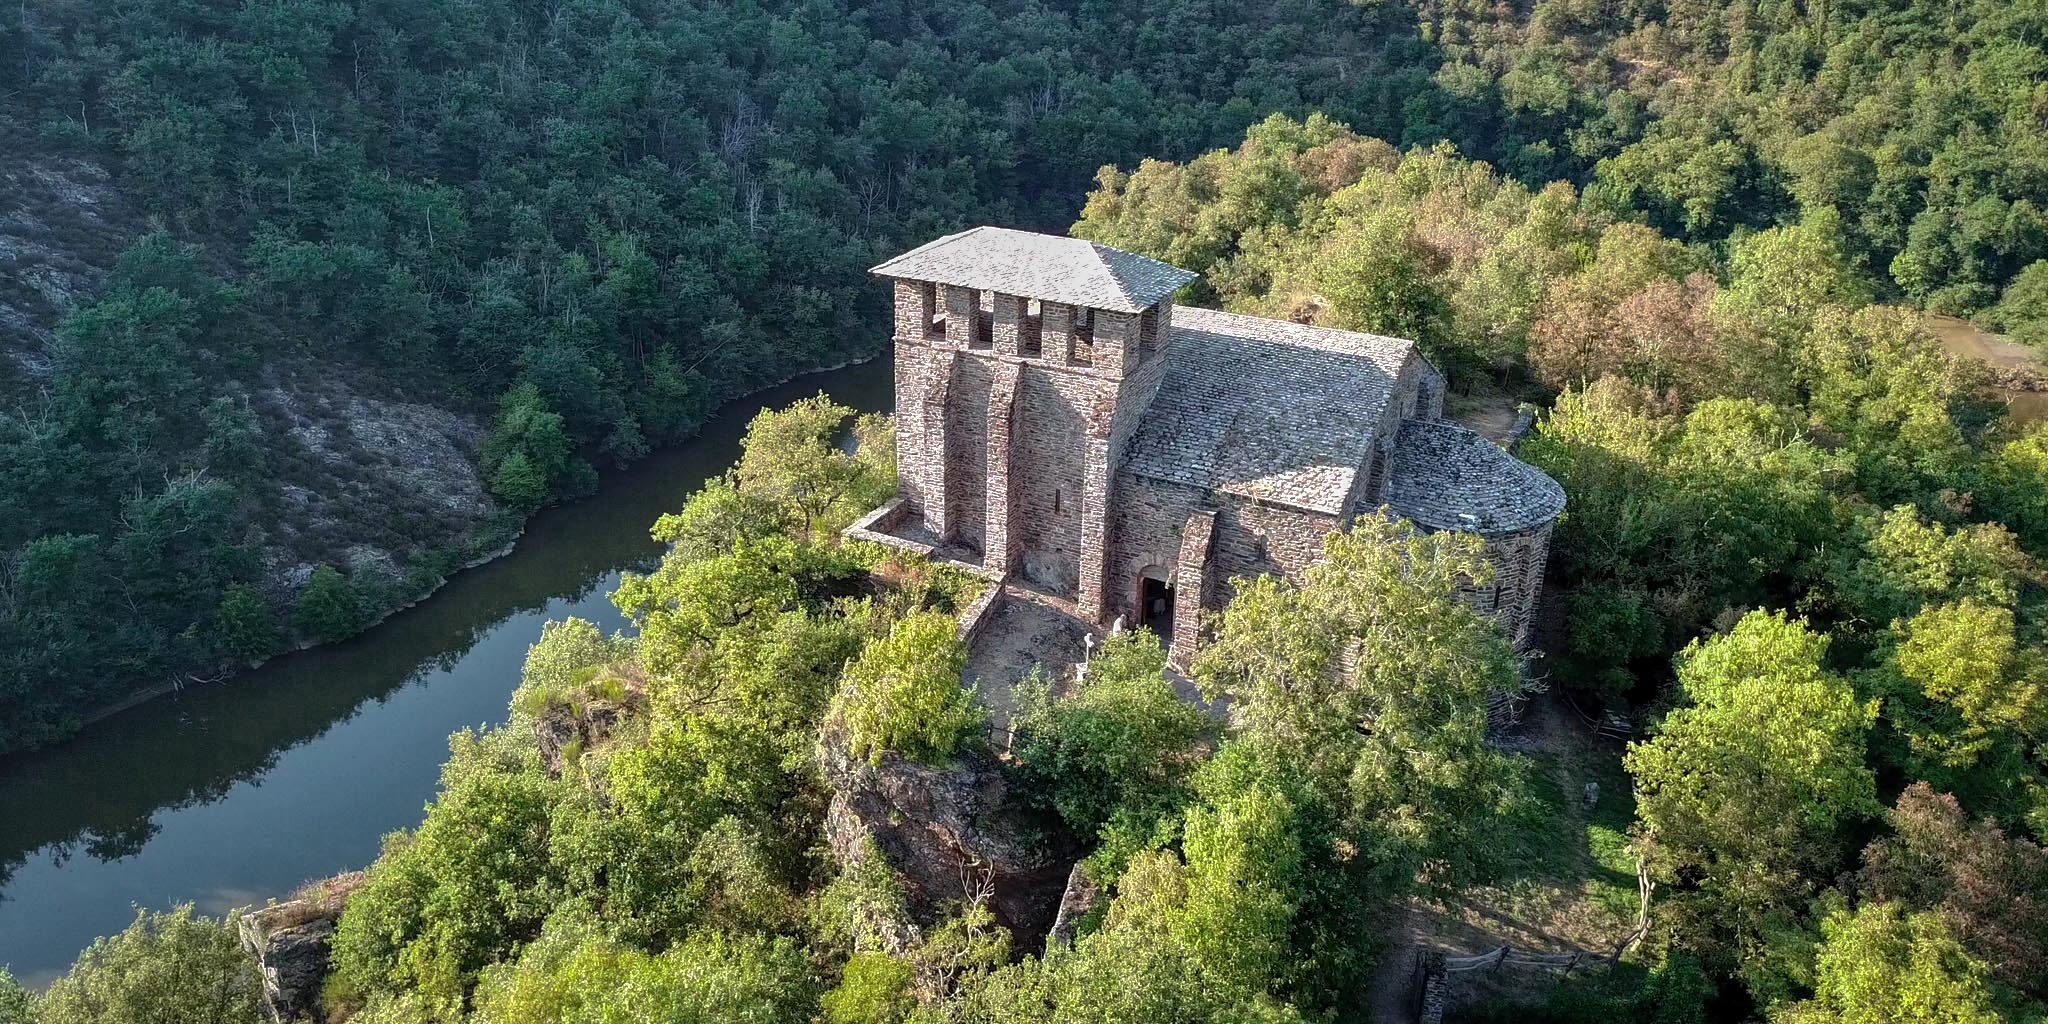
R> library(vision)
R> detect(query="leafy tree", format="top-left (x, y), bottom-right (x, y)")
top-left (1521, 382), bottom-right (1837, 692)
top-left (828, 612), bottom-right (981, 765)
top-left (1825, 507), bottom-right (2029, 633)
top-left (1795, 307), bottom-right (1977, 506)
top-left (0, 970), bottom-right (29, 1024)
top-left (294, 564), bottom-right (364, 643)
top-left (1982, 423), bottom-right (2048, 550)
top-left (482, 385), bottom-right (581, 513)
top-left (1011, 630), bottom-right (1214, 871)
top-left (735, 394), bottom-right (886, 535)
top-left (946, 824), bottom-right (1308, 1024)
top-left (1990, 261), bottom-right (2048, 347)
top-left (612, 536), bottom-right (808, 677)
top-left (1527, 224), bottom-right (1701, 393)
top-left (650, 476), bottom-right (795, 567)
top-left (328, 730), bottom-right (563, 1010)
top-left (822, 952), bottom-right (913, 1024)
top-left (1860, 784), bottom-right (2048, 999)
top-left (1718, 208), bottom-right (1873, 349)
top-left (34, 906), bottom-right (261, 1024)
top-left (488, 453), bottom-right (550, 515)
top-left (1770, 903), bottom-right (2016, 1024)
top-left (471, 926), bottom-right (818, 1024)
top-left (1883, 600), bottom-right (2048, 770)
top-left (1194, 513), bottom-right (1527, 892)
top-left (1625, 612), bottom-right (1878, 983)
top-left (1312, 209), bottom-right (1453, 363)
top-left (509, 617), bottom-right (634, 718)
top-left (213, 584), bottom-right (280, 662)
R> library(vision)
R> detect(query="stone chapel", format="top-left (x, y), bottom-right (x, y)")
top-left (846, 226), bottom-right (1567, 668)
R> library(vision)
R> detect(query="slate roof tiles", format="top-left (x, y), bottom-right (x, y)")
top-left (1123, 307), bottom-right (1416, 515)
top-left (1383, 419), bottom-right (1568, 533)
top-left (871, 226), bottom-right (1197, 313)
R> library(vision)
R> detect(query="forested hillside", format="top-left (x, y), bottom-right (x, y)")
top-left (6, 0), bottom-right (2048, 1018)
top-left (4, 0), bottom-right (2043, 753)
top-left (0, 0), bottom-right (1462, 752)
top-left (1078, 115), bottom-right (2048, 1021)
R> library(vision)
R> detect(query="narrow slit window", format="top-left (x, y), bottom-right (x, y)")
top-left (1072, 307), bottom-right (1095, 365)
top-left (1021, 298), bottom-right (1043, 356)
top-left (973, 290), bottom-right (993, 349)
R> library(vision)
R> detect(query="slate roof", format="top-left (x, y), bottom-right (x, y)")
top-left (870, 227), bottom-right (1197, 314)
top-left (1123, 307), bottom-right (1417, 515)
top-left (1383, 419), bottom-right (1567, 534)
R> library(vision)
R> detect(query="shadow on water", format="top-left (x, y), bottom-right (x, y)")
top-left (0, 357), bottom-right (893, 986)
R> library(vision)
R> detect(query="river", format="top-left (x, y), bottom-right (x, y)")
top-left (0, 357), bottom-right (893, 987)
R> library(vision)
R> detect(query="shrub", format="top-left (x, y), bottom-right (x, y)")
top-left (1012, 630), bottom-right (1213, 870)
top-left (214, 583), bottom-right (280, 661)
top-left (822, 952), bottom-right (914, 1024)
top-left (36, 905), bottom-right (262, 1024)
top-left (296, 564), bottom-right (365, 643)
top-left (830, 612), bottom-right (981, 764)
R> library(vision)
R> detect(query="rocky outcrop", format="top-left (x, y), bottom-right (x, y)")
top-left (533, 697), bottom-right (627, 778)
top-left (238, 872), bottom-right (364, 1023)
top-left (257, 376), bottom-right (496, 588)
top-left (1046, 861), bottom-right (1103, 948)
top-left (818, 721), bottom-right (1071, 944)
top-left (0, 116), bottom-right (135, 367)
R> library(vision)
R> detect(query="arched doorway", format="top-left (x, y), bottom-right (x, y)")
top-left (1137, 568), bottom-right (1174, 635)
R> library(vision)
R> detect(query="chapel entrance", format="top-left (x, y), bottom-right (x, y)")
top-left (1138, 574), bottom-right (1174, 634)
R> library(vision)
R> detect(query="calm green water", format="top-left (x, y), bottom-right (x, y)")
top-left (0, 358), bottom-right (892, 987)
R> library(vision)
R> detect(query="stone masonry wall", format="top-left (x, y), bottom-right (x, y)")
top-left (1106, 321), bottom-right (1172, 465)
top-left (894, 336), bottom-right (934, 519)
top-left (1111, 473), bottom-right (1337, 628)
top-left (945, 352), bottom-right (995, 555)
top-left (985, 363), bottom-right (1022, 573)
top-left (1475, 523), bottom-right (1552, 649)
top-left (1013, 364), bottom-right (1091, 594)
top-left (1169, 510), bottom-right (1217, 668)
top-left (889, 279), bottom-right (1181, 608)
top-left (889, 274), bottom-right (1554, 660)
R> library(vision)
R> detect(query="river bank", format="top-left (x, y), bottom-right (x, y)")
top-left (0, 356), bottom-right (894, 988)
top-left (45, 353), bottom-right (886, 748)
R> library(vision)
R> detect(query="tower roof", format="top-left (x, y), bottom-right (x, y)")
top-left (871, 226), bottom-right (1197, 313)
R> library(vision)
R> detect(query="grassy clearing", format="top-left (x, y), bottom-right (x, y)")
top-left (1461, 743), bottom-right (1641, 952)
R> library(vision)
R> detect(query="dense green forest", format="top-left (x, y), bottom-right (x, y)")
top-left (5, 0), bottom-right (2048, 1018)
top-left (2, 0), bottom-right (2043, 752)
top-left (1077, 115), bottom-right (2048, 1020)
top-left (0, 0), bottom-right (1465, 752)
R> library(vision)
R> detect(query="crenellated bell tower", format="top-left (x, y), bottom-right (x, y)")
top-left (871, 227), bottom-right (1195, 622)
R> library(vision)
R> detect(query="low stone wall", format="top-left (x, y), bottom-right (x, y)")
top-left (845, 498), bottom-right (935, 557)
top-left (1415, 950), bottom-right (1448, 1024)
top-left (956, 581), bottom-right (1007, 645)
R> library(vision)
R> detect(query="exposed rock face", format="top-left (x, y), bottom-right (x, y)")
top-left (256, 377), bottom-right (495, 586)
top-left (818, 720), bottom-right (1071, 944)
top-left (1045, 861), bottom-right (1105, 947)
top-left (0, 117), bottom-right (135, 367)
top-left (238, 872), bottom-right (364, 1023)
top-left (1046, 861), bottom-right (1103, 948)
top-left (533, 698), bottom-right (626, 778)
